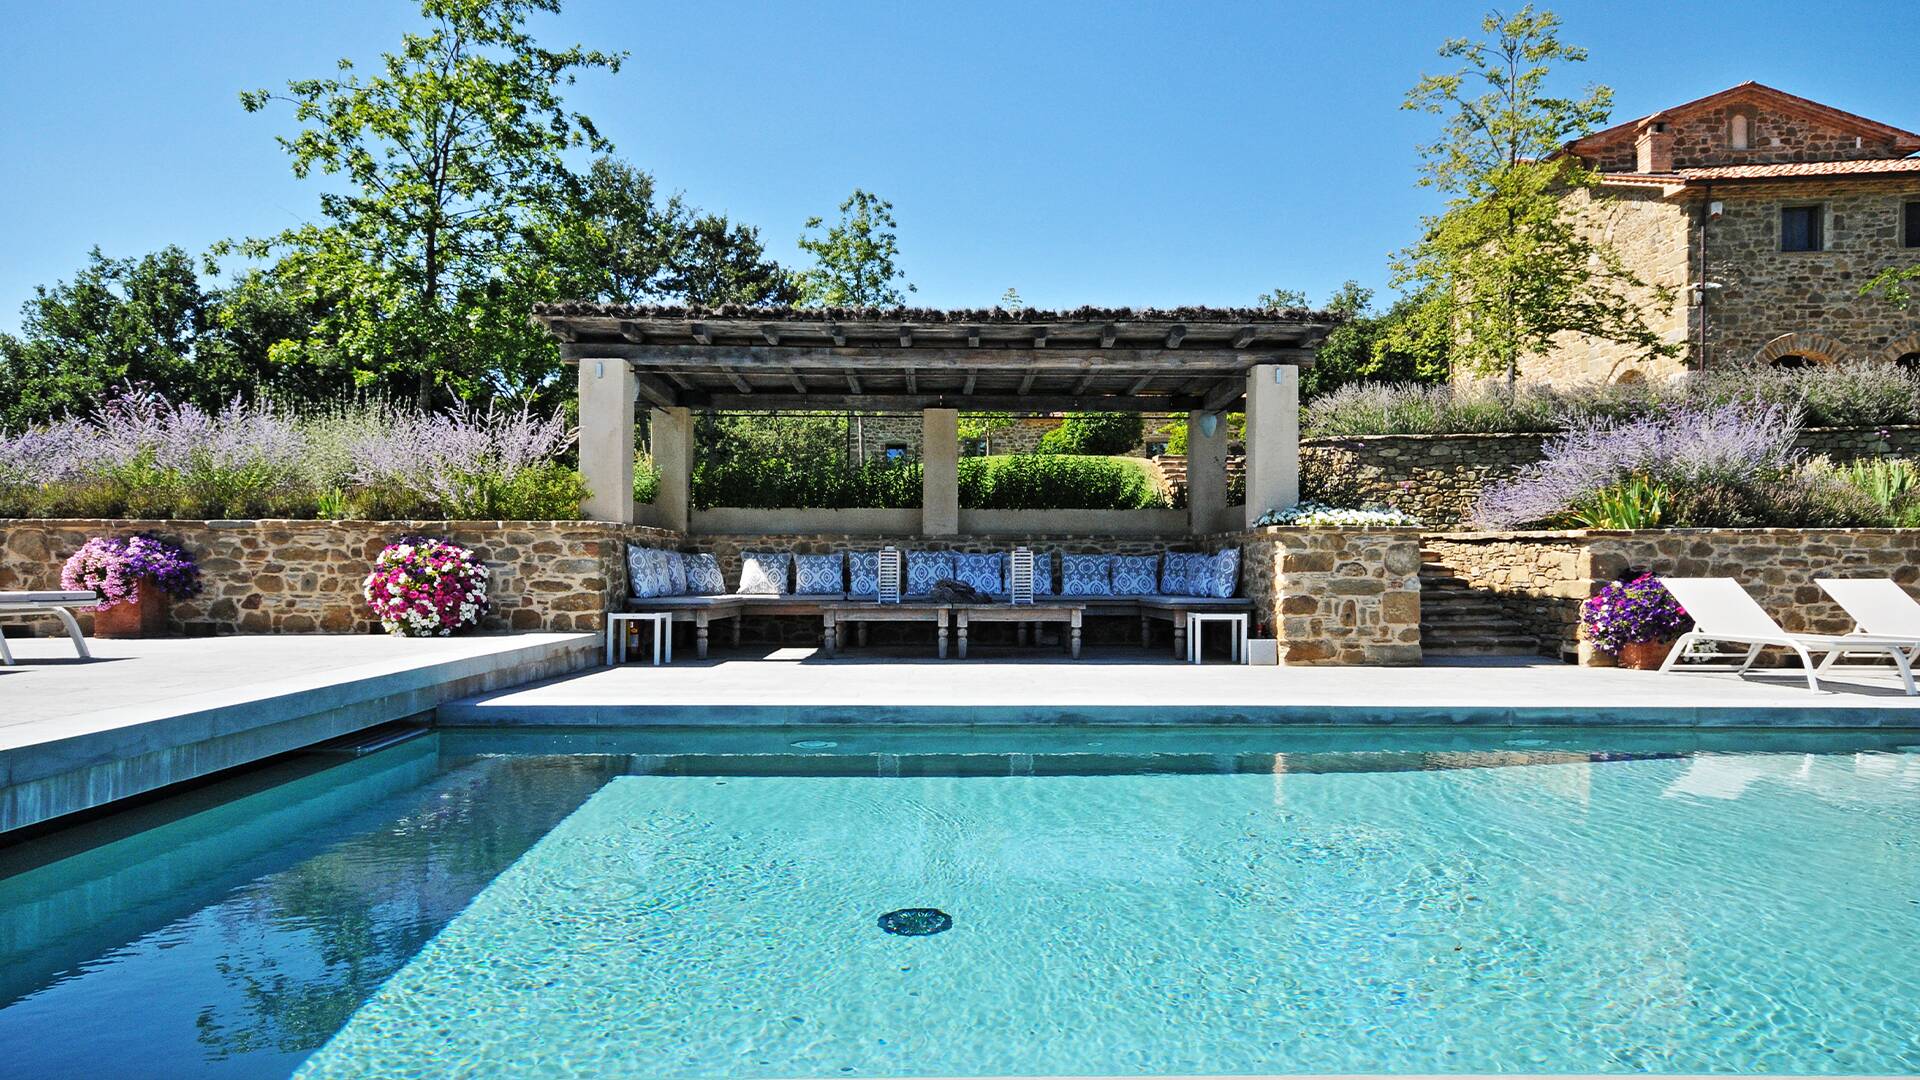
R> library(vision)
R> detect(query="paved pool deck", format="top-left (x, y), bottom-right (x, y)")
top-left (443, 645), bottom-right (1920, 727)
top-left (0, 633), bottom-right (597, 833)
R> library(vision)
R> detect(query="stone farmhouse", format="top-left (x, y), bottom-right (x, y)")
top-left (1529, 82), bottom-right (1920, 384)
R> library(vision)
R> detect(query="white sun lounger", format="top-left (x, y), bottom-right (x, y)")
top-left (0, 591), bottom-right (97, 665)
top-left (1656, 577), bottom-right (1919, 694)
top-left (1816, 578), bottom-right (1920, 652)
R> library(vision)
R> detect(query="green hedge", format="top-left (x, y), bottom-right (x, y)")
top-left (959, 455), bottom-right (1167, 510)
top-left (1036, 413), bottom-right (1144, 455)
top-left (686, 453), bottom-right (1168, 510)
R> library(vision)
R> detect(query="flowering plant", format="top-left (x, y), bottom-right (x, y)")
top-left (60, 535), bottom-right (201, 609)
top-left (1580, 573), bottom-right (1689, 654)
top-left (1256, 501), bottom-right (1422, 527)
top-left (362, 537), bottom-right (490, 636)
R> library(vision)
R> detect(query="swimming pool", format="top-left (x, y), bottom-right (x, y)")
top-left (2, 726), bottom-right (1917, 1077)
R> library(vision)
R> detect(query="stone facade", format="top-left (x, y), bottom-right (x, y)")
top-left (1235, 528), bottom-right (1423, 665)
top-left (849, 412), bottom-right (1180, 461)
top-left (1302, 426), bottom-right (1920, 526)
top-left (0, 519), bottom-right (677, 637)
top-left (1520, 85), bottom-right (1920, 384)
top-left (1423, 527), bottom-right (1920, 663)
top-left (1700, 178), bottom-right (1920, 367)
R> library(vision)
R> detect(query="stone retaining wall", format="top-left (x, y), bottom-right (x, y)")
top-left (1307, 425), bottom-right (1920, 525)
top-left (0, 519), bottom-right (677, 637)
top-left (1236, 528), bottom-right (1423, 665)
top-left (1424, 528), bottom-right (1920, 663)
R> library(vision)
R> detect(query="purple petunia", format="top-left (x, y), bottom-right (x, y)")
top-left (1580, 574), bottom-right (1689, 654)
top-left (60, 535), bottom-right (201, 610)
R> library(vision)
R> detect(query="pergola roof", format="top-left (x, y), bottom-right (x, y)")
top-left (532, 303), bottom-right (1337, 413)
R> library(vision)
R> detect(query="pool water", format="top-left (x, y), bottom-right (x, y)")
top-left (2, 727), bottom-right (1918, 1078)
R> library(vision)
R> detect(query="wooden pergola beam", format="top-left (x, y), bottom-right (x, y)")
top-left (696, 392), bottom-right (1209, 413)
top-left (631, 372), bottom-right (681, 409)
top-left (569, 344), bottom-right (1299, 370)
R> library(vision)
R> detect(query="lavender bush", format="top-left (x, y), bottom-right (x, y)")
top-left (1305, 363), bottom-right (1920, 438)
top-left (1472, 403), bottom-right (1807, 528)
top-left (0, 393), bottom-right (585, 520)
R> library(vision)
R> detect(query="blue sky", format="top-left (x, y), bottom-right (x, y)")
top-left (3, 0), bottom-right (1916, 332)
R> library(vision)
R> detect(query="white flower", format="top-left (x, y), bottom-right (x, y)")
top-left (1256, 501), bottom-right (1422, 528)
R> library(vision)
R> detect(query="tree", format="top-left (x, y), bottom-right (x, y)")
top-left (1392, 6), bottom-right (1675, 392)
top-left (233, 0), bottom-right (624, 406)
top-left (1863, 265), bottom-right (1919, 309)
top-left (1253, 281), bottom-right (1448, 398)
top-left (1037, 413), bottom-right (1143, 456)
top-left (999, 287), bottom-right (1025, 311)
top-left (535, 157), bottom-right (795, 306)
top-left (793, 190), bottom-right (915, 307)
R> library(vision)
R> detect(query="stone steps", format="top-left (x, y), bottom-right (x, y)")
top-left (1418, 552), bottom-right (1540, 657)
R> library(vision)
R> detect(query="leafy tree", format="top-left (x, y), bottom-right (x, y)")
top-left (1037, 413), bottom-right (1143, 456)
top-left (794, 189), bottom-right (915, 307)
top-left (233, 0), bottom-right (624, 407)
top-left (1257, 281), bottom-right (1449, 397)
top-left (1391, 6), bottom-right (1675, 392)
top-left (1863, 265), bottom-right (1919, 309)
top-left (535, 157), bottom-right (794, 306)
top-left (0, 247), bottom-right (335, 427)
top-left (999, 287), bottom-right (1025, 311)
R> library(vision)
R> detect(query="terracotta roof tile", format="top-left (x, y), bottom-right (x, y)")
top-left (1598, 158), bottom-right (1920, 187)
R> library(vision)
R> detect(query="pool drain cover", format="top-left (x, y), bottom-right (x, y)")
top-left (878, 908), bottom-right (952, 936)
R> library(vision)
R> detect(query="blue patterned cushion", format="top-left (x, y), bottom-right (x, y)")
top-left (1004, 553), bottom-right (1055, 595)
top-left (626, 544), bottom-right (674, 599)
top-left (682, 552), bottom-right (724, 595)
top-left (1159, 551), bottom-right (1208, 596)
top-left (953, 552), bottom-right (1003, 595)
top-left (1201, 547), bottom-right (1241, 598)
top-left (848, 551), bottom-right (882, 597)
top-left (737, 551), bottom-right (791, 595)
top-left (1110, 554), bottom-right (1159, 596)
top-left (1059, 554), bottom-right (1113, 597)
top-left (665, 548), bottom-right (687, 595)
top-left (793, 553), bottom-right (845, 596)
top-left (905, 550), bottom-right (954, 596)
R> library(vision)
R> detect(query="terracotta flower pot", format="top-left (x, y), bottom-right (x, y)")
top-left (93, 579), bottom-right (168, 638)
top-left (1614, 638), bottom-right (1674, 670)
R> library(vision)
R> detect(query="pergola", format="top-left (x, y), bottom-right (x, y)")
top-left (532, 304), bottom-right (1336, 535)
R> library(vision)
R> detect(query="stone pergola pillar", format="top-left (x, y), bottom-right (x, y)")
top-left (1243, 364), bottom-right (1300, 528)
top-left (1186, 409), bottom-right (1229, 535)
top-left (577, 356), bottom-right (636, 523)
top-left (649, 406), bottom-right (693, 534)
top-left (921, 408), bottom-right (959, 535)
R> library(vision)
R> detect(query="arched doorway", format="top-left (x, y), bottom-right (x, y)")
top-left (1752, 332), bottom-right (1850, 367)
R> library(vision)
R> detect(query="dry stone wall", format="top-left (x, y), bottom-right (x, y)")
top-left (0, 519), bottom-right (677, 637)
top-left (1226, 527), bottom-right (1423, 665)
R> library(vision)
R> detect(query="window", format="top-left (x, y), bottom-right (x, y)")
top-left (1905, 201), bottom-right (1920, 249)
top-left (883, 443), bottom-right (908, 462)
top-left (1780, 205), bottom-right (1824, 251)
top-left (1772, 354), bottom-right (1813, 369)
top-left (1730, 114), bottom-right (1750, 149)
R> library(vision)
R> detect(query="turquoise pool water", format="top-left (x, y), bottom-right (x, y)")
top-left (2, 727), bottom-right (1918, 1077)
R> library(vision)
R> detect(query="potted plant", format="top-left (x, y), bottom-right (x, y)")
top-left (1580, 573), bottom-right (1690, 670)
top-left (60, 535), bottom-right (201, 638)
top-left (363, 536), bottom-right (491, 636)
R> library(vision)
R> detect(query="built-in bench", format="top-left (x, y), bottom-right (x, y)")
top-left (617, 546), bottom-right (1251, 661)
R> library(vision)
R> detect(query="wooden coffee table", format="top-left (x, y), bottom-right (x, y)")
top-left (954, 603), bottom-right (1083, 659)
top-left (822, 602), bottom-right (951, 658)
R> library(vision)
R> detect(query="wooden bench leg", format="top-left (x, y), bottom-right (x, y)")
top-left (858, 623), bottom-right (870, 648)
top-left (937, 611), bottom-right (949, 659)
top-left (696, 613), bottom-right (710, 660)
top-left (957, 613), bottom-right (969, 659)
top-left (731, 616), bottom-right (743, 648)
top-left (1172, 617), bottom-right (1186, 660)
top-left (823, 613), bottom-right (837, 658)
top-left (1071, 611), bottom-right (1083, 659)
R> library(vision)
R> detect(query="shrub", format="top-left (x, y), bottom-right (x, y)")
top-left (1037, 413), bottom-right (1143, 455)
top-left (634, 452), bottom-right (661, 505)
top-left (0, 393), bottom-right (583, 520)
top-left (1473, 403), bottom-right (1806, 529)
top-left (958, 454), bottom-right (1167, 510)
top-left (692, 458), bottom-right (921, 509)
top-left (1560, 474), bottom-right (1669, 529)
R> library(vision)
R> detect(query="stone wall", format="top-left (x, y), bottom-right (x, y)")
top-left (1702, 178), bottom-right (1920, 367)
top-left (1423, 528), bottom-right (1920, 663)
top-left (1229, 528), bottom-right (1423, 665)
top-left (0, 519), bottom-right (678, 637)
top-left (1518, 185), bottom-right (1694, 384)
top-left (1580, 102), bottom-right (1909, 173)
top-left (1303, 425), bottom-right (1920, 526)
